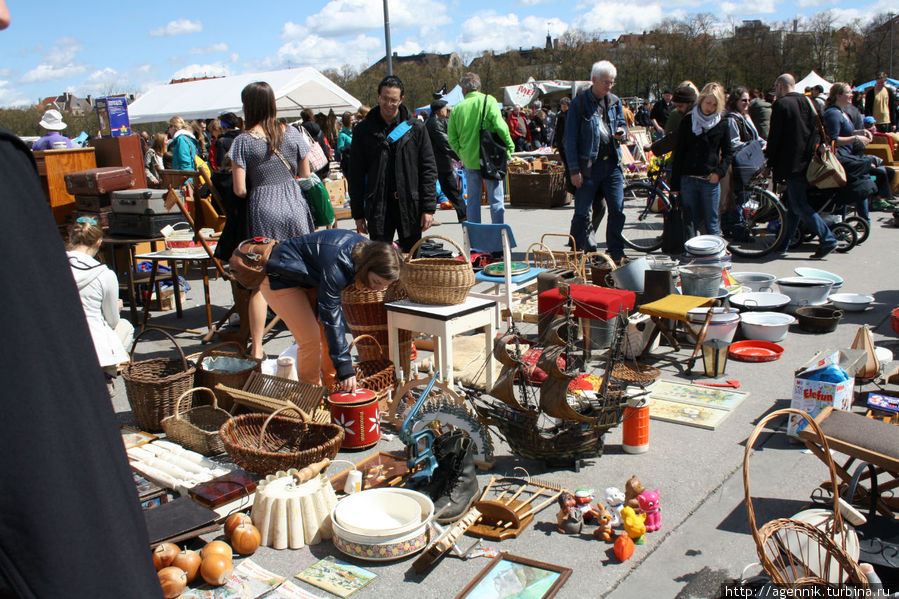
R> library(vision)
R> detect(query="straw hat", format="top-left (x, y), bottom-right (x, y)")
top-left (39, 109), bottom-right (67, 130)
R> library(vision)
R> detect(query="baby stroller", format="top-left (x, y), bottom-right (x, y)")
top-left (789, 177), bottom-right (875, 252)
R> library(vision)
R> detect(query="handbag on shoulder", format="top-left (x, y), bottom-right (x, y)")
top-left (297, 126), bottom-right (329, 172)
top-left (478, 95), bottom-right (508, 180)
top-left (732, 139), bottom-right (765, 187)
top-left (805, 97), bottom-right (847, 189)
top-left (229, 237), bottom-right (276, 289)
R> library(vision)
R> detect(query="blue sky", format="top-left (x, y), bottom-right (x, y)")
top-left (0, 0), bottom-right (888, 108)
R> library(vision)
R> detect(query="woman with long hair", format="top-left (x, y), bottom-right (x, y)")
top-left (144, 133), bottom-right (166, 187)
top-left (231, 81), bottom-right (315, 360)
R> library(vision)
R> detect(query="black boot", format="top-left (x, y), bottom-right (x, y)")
top-left (425, 430), bottom-right (480, 523)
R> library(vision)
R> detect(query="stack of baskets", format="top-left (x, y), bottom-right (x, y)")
top-left (123, 328), bottom-right (196, 432)
top-left (341, 280), bottom-right (410, 363)
top-left (404, 235), bottom-right (475, 306)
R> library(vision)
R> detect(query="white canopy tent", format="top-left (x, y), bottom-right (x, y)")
top-left (502, 78), bottom-right (591, 107)
top-left (128, 67), bottom-right (361, 124)
top-left (794, 71), bottom-right (833, 94)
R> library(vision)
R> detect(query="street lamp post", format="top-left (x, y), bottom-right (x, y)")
top-left (890, 12), bottom-right (894, 77)
top-left (383, 0), bottom-right (393, 76)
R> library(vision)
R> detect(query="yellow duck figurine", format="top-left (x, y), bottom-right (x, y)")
top-left (620, 506), bottom-right (647, 545)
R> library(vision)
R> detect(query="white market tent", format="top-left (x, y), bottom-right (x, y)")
top-left (502, 78), bottom-right (591, 107)
top-left (128, 67), bottom-right (361, 124)
top-left (794, 71), bottom-right (833, 94)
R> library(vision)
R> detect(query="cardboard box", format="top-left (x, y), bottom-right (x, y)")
top-left (787, 349), bottom-right (865, 436)
top-left (324, 177), bottom-right (347, 205)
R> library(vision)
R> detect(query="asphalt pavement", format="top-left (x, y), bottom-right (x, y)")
top-left (112, 196), bottom-right (899, 598)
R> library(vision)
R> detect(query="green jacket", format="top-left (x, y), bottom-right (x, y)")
top-left (447, 91), bottom-right (514, 170)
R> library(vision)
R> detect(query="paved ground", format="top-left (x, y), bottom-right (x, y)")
top-left (112, 197), bottom-right (899, 598)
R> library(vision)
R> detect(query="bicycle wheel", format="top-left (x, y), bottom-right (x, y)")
top-left (831, 222), bottom-right (857, 253)
top-left (727, 186), bottom-right (787, 258)
top-left (621, 182), bottom-right (665, 252)
top-left (844, 216), bottom-right (869, 244)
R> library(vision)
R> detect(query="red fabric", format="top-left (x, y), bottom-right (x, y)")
top-left (873, 132), bottom-right (895, 150)
top-left (515, 347), bottom-right (566, 386)
top-left (538, 285), bottom-right (636, 321)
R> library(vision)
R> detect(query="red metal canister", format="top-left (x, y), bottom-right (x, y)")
top-left (327, 389), bottom-right (380, 450)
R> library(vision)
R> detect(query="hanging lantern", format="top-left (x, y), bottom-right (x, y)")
top-left (701, 339), bottom-right (729, 378)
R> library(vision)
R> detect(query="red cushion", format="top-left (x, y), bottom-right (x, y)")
top-left (538, 285), bottom-right (636, 321)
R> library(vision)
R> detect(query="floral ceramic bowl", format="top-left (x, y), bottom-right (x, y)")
top-left (331, 525), bottom-right (430, 561)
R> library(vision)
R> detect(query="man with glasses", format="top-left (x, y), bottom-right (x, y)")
top-left (564, 60), bottom-right (628, 262)
top-left (349, 75), bottom-right (437, 252)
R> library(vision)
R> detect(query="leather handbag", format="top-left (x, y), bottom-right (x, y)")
top-left (732, 139), bottom-right (765, 187)
top-left (805, 97), bottom-right (847, 189)
top-left (229, 237), bottom-right (276, 289)
top-left (478, 95), bottom-right (508, 180)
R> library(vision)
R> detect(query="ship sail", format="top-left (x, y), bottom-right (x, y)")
top-left (488, 334), bottom-right (536, 413)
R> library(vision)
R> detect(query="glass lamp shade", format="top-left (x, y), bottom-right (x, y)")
top-left (701, 339), bottom-right (729, 378)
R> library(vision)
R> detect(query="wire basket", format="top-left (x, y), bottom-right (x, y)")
top-left (403, 235), bottom-right (475, 305)
top-left (743, 408), bottom-right (868, 588)
top-left (123, 327), bottom-right (196, 432)
top-left (219, 406), bottom-right (343, 476)
top-left (160, 387), bottom-right (231, 455)
top-left (193, 342), bottom-right (262, 411)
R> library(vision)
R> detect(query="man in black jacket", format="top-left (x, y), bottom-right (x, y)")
top-left (349, 75), bottom-right (438, 252)
top-left (426, 99), bottom-right (466, 222)
top-left (766, 73), bottom-right (836, 258)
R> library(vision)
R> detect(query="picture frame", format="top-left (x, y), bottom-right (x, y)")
top-left (647, 380), bottom-right (749, 411)
top-left (120, 425), bottom-right (158, 449)
top-left (649, 398), bottom-right (730, 430)
top-left (454, 552), bottom-right (572, 599)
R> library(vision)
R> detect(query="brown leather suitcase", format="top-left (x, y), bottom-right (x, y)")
top-left (64, 166), bottom-right (134, 196)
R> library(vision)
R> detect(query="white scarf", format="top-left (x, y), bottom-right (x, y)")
top-left (691, 105), bottom-right (721, 136)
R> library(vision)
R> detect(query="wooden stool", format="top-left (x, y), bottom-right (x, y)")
top-left (637, 294), bottom-right (716, 355)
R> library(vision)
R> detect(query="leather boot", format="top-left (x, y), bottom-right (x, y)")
top-left (426, 430), bottom-right (480, 523)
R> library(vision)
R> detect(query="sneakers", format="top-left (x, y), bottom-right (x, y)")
top-left (810, 244), bottom-right (837, 259)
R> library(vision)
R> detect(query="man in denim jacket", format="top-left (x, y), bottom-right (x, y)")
top-left (564, 60), bottom-right (628, 262)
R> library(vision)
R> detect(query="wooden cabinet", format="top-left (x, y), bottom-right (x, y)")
top-left (33, 147), bottom-right (97, 224)
top-left (90, 135), bottom-right (147, 189)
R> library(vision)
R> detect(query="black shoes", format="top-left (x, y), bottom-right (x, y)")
top-left (424, 430), bottom-right (480, 523)
top-left (810, 244), bottom-right (837, 259)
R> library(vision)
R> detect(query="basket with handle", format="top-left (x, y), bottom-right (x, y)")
top-left (540, 233), bottom-right (584, 275)
top-left (403, 235), bottom-right (475, 305)
top-left (344, 335), bottom-right (396, 408)
top-left (219, 406), bottom-right (343, 476)
top-left (194, 341), bottom-right (262, 411)
top-left (123, 327), bottom-right (196, 432)
top-left (160, 387), bottom-right (231, 455)
top-left (341, 281), bottom-right (411, 362)
top-left (743, 408), bottom-right (867, 588)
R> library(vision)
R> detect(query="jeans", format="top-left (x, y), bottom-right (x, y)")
top-left (438, 170), bottom-right (466, 222)
top-left (464, 168), bottom-right (504, 224)
top-left (568, 157), bottom-right (625, 256)
top-left (680, 176), bottom-right (721, 236)
top-left (781, 175), bottom-right (836, 249)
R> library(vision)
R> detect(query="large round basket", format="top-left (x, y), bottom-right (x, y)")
top-left (123, 328), bottom-right (196, 432)
top-left (403, 235), bottom-right (475, 305)
top-left (219, 406), bottom-right (344, 476)
top-left (743, 409), bottom-right (867, 588)
top-left (194, 342), bottom-right (262, 411)
top-left (160, 387), bottom-right (231, 456)
top-left (341, 281), bottom-right (410, 363)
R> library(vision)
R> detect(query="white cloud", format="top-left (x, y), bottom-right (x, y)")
top-left (797, 0), bottom-right (836, 7)
top-left (456, 13), bottom-right (568, 54)
top-left (722, 0), bottom-right (777, 16)
top-left (78, 68), bottom-right (122, 92)
top-left (0, 80), bottom-right (30, 108)
top-left (150, 19), bottom-right (202, 37)
top-left (518, 0), bottom-right (552, 5)
top-left (189, 42), bottom-right (228, 55)
top-left (20, 63), bottom-right (87, 84)
top-left (579, 3), bottom-right (666, 35)
top-left (172, 62), bottom-right (233, 79)
top-left (281, 21), bottom-right (306, 40)
top-left (295, 0), bottom-right (450, 38)
top-left (275, 34), bottom-right (382, 70)
top-left (19, 37), bottom-right (89, 83)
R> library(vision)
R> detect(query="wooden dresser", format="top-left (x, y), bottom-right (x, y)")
top-left (33, 147), bottom-right (97, 224)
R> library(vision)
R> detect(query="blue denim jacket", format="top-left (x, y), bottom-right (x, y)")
top-left (564, 89), bottom-right (627, 175)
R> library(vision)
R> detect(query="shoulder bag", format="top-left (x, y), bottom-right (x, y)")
top-left (297, 126), bottom-right (329, 172)
top-left (805, 97), bottom-right (847, 189)
top-left (229, 237), bottom-right (277, 289)
top-left (478, 94), bottom-right (508, 180)
top-left (732, 139), bottom-right (765, 187)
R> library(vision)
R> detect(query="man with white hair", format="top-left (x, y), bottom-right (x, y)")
top-left (564, 60), bottom-right (628, 262)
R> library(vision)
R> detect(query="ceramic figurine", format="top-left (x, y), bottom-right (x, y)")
top-left (625, 475), bottom-right (645, 510)
top-left (592, 503), bottom-right (615, 542)
top-left (637, 490), bottom-right (661, 532)
top-left (620, 506), bottom-right (647, 544)
top-left (574, 488), bottom-right (600, 523)
top-left (556, 492), bottom-right (583, 534)
top-left (605, 487), bottom-right (626, 528)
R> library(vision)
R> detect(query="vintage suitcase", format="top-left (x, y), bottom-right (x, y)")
top-left (111, 188), bottom-right (180, 215)
top-left (64, 166), bottom-right (134, 196)
top-left (74, 193), bottom-right (111, 211)
top-left (71, 209), bottom-right (112, 229)
top-left (109, 212), bottom-right (183, 238)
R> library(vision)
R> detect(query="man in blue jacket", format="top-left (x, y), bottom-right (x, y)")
top-left (564, 60), bottom-right (628, 262)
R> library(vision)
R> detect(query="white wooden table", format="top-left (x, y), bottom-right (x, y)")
top-left (385, 296), bottom-right (497, 390)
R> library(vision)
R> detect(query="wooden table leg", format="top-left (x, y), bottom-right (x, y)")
top-left (202, 265), bottom-right (212, 332)
top-left (125, 245), bottom-right (138, 325)
top-left (170, 261), bottom-right (183, 318)
top-left (141, 261), bottom-right (160, 331)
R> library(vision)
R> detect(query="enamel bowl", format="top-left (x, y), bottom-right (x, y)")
top-left (730, 271), bottom-right (777, 293)
top-left (740, 311), bottom-right (796, 342)
top-left (728, 292), bottom-right (792, 312)
top-left (334, 488), bottom-right (423, 537)
top-left (794, 267), bottom-right (844, 293)
top-left (776, 277), bottom-right (834, 307)
top-left (331, 488), bottom-right (434, 544)
top-left (686, 306), bottom-right (741, 343)
top-left (828, 293), bottom-right (874, 312)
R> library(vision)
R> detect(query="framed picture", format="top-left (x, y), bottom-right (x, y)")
top-left (454, 552), bottom-right (571, 599)
top-left (120, 425), bottom-right (158, 450)
top-left (647, 380), bottom-right (749, 411)
top-left (649, 398), bottom-right (730, 430)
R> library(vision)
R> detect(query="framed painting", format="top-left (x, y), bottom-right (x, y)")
top-left (647, 380), bottom-right (749, 411)
top-left (454, 552), bottom-right (572, 599)
top-left (649, 398), bottom-right (730, 430)
top-left (121, 425), bottom-right (158, 450)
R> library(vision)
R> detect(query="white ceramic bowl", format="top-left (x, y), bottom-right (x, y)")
top-left (686, 307), bottom-right (741, 343)
top-left (729, 291), bottom-right (792, 312)
top-left (730, 272), bottom-right (777, 293)
top-left (776, 277), bottom-right (834, 307)
top-left (331, 489), bottom-right (434, 544)
top-left (794, 267), bottom-right (844, 293)
top-left (828, 293), bottom-right (874, 312)
top-left (335, 489), bottom-right (422, 536)
top-left (740, 311), bottom-right (796, 342)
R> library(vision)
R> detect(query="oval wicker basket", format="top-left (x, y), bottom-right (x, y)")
top-left (194, 341), bottom-right (262, 411)
top-left (219, 406), bottom-right (343, 476)
top-left (403, 235), bottom-right (474, 305)
top-left (341, 281), bottom-right (410, 363)
top-left (743, 408), bottom-right (868, 587)
top-left (161, 387), bottom-right (231, 456)
top-left (123, 327), bottom-right (196, 432)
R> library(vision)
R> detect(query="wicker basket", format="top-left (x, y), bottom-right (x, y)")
top-left (610, 362), bottom-right (661, 385)
top-left (403, 235), bottom-right (475, 305)
top-left (219, 406), bottom-right (343, 476)
top-left (123, 328), bottom-right (196, 432)
top-left (540, 233), bottom-right (584, 275)
top-left (343, 335), bottom-right (396, 410)
top-left (194, 342), bottom-right (262, 411)
top-left (160, 387), bottom-right (231, 455)
top-left (743, 409), bottom-right (867, 587)
top-left (341, 281), bottom-right (410, 363)
top-left (215, 371), bottom-right (330, 423)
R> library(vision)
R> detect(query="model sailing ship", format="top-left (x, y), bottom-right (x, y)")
top-left (474, 284), bottom-right (630, 464)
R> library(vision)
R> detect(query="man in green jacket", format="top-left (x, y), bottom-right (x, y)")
top-left (448, 72), bottom-right (514, 223)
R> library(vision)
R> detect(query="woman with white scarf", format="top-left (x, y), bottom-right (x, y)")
top-left (669, 82), bottom-right (734, 236)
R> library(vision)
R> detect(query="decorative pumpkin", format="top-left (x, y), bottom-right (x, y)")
top-left (224, 512), bottom-right (252, 539)
top-left (230, 523), bottom-right (261, 556)
top-left (614, 534), bottom-right (635, 562)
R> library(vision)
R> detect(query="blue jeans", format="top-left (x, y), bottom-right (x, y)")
top-left (781, 175), bottom-right (836, 249)
top-left (569, 157), bottom-right (625, 256)
top-left (680, 176), bottom-right (721, 236)
top-left (464, 168), bottom-right (504, 224)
